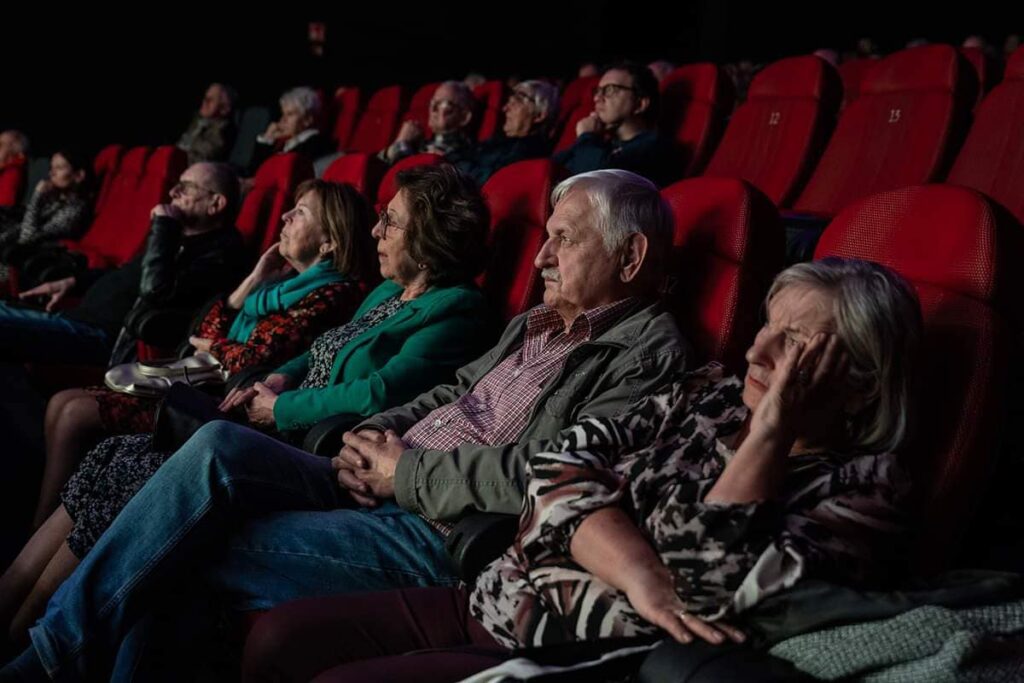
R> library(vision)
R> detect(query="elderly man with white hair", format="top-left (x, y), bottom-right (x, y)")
top-left (0, 169), bottom-right (689, 680)
top-left (381, 80), bottom-right (476, 164)
top-left (248, 86), bottom-right (332, 175)
top-left (452, 79), bottom-right (559, 186)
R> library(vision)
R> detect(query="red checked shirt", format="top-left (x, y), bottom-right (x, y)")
top-left (403, 298), bottom-right (638, 452)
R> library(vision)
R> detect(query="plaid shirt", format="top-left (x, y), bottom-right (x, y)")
top-left (404, 298), bottom-right (638, 453)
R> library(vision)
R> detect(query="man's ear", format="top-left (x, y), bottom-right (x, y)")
top-left (208, 193), bottom-right (228, 216)
top-left (619, 232), bottom-right (649, 283)
top-left (633, 96), bottom-right (651, 118)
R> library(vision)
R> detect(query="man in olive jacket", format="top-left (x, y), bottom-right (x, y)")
top-left (337, 168), bottom-right (687, 522)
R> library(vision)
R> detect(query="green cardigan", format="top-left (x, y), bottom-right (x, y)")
top-left (272, 279), bottom-right (488, 431)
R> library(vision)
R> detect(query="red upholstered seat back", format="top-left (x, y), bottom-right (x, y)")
top-left (0, 156), bottom-right (26, 207)
top-left (660, 63), bottom-right (734, 177)
top-left (236, 153), bottom-right (314, 253)
top-left (947, 46), bottom-right (1024, 224)
top-left (69, 146), bottom-right (150, 262)
top-left (329, 87), bottom-right (362, 150)
top-left (795, 45), bottom-right (976, 216)
top-left (479, 159), bottom-right (557, 321)
top-left (92, 143), bottom-right (124, 215)
top-left (814, 184), bottom-right (1018, 572)
top-left (553, 76), bottom-right (599, 152)
top-left (553, 102), bottom-right (594, 153)
top-left (557, 75), bottom-right (599, 130)
top-left (68, 146), bottom-right (186, 267)
top-left (661, 177), bottom-right (783, 372)
top-left (349, 85), bottom-right (406, 154)
top-left (704, 55), bottom-right (841, 207)
top-left (838, 58), bottom-right (877, 109)
top-left (473, 81), bottom-right (506, 141)
top-left (322, 153), bottom-right (386, 200)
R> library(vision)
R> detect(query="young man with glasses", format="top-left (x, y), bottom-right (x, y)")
top-left (1, 162), bottom-right (249, 367)
top-left (554, 62), bottom-right (677, 187)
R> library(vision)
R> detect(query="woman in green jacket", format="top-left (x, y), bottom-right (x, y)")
top-left (0, 164), bottom-right (492, 639)
top-left (220, 165), bottom-right (490, 431)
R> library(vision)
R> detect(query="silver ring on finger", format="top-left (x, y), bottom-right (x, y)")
top-left (676, 609), bottom-right (688, 621)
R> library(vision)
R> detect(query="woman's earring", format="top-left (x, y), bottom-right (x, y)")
top-left (417, 262), bottom-right (427, 270)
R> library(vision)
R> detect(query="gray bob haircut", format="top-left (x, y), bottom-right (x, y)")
top-left (280, 86), bottom-right (323, 122)
top-left (513, 80), bottom-right (560, 123)
top-left (768, 257), bottom-right (922, 453)
top-left (551, 169), bottom-right (673, 258)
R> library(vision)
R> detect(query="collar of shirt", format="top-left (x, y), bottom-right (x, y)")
top-left (525, 298), bottom-right (640, 346)
top-left (283, 128), bottom-right (318, 152)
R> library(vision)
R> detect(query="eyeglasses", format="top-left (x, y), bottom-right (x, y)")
top-left (377, 208), bottom-right (407, 239)
top-left (592, 83), bottom-right (637, 99)
top-left (508, 90), bottom-right (534, 106)
top-left (172, 180), bottom-right (218, 198)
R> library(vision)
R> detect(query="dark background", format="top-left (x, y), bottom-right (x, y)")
top-left (0, 2), bottom-right (1016, 155)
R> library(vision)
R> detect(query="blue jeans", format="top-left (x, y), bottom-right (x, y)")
top-left (28, 421), bottom-right (458, 681)
top-left (0, 301), bottom-right (110, 363)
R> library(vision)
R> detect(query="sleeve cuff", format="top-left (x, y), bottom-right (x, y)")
top-left (394, 449), bottom-right (423, 514)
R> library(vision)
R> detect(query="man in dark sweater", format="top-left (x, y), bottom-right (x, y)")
top-left (553, 62), bottom-right (677, 187)
top-left (0, 162), bottom-right (248, 366)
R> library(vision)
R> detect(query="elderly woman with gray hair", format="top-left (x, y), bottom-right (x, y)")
top-left (247, 86), bottom-right (332, 175)
top-left (452, 79), bottom-right (559, 186)
top-left (242, 257), bottom-right (922, 683)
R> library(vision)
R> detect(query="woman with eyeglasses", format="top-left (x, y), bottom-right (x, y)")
top-left (554, 62), bottom-right (677, 187)
top-left (0, 165), bottom-right (491, 644)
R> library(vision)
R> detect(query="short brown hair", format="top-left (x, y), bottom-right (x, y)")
top-left (295, 179), bottom-right (375, 280)
top-left (394, 164), bottom-right (490, 286)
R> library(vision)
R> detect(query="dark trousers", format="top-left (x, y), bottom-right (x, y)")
top-left (242, 586), bottom-right (508, 683)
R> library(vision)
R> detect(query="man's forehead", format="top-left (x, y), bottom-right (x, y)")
top-left (550, 192), bottom-right (596, 232)
top-left (600, 69), bottom-right (633, 86)
top-left (182, 165), bottom-right (207, 183)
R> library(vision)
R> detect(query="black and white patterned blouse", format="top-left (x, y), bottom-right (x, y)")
top-left (299, 295), bottom-right (408, 389)
top-left (6, 188), bottom-right (91, 246)
top-left (470, 363), bottom-right (911, 649)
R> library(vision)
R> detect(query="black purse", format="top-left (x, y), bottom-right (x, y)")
top-left (151, 383), bottom-right (230, 452)
top-left (150, 365), bottom-right (276, 451)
